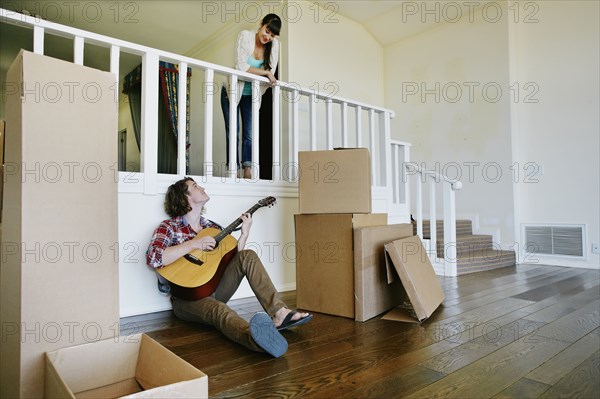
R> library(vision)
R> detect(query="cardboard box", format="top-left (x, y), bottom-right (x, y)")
top-left (1, 51), bottom-right (119, 398)
top-left (383, 236), bottom-right (445, 323)
top-left (45, 333), bottom-right (208, 398)
top-left (298, 148), bottom-right (372, 214)
top-left (295, 213), bottom-right (387, 318)
top-left (353, 224), bottom-right (414, 322)
top-left (0, 119), bottom-right (4, 223)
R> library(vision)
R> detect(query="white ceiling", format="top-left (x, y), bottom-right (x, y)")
top-left (1, 0), bottom-right (453, 53)
top-left (1, 0), bottom-right (472, 77)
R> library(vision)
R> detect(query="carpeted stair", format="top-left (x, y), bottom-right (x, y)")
top-left (414, 219), bottom-right (516, 275)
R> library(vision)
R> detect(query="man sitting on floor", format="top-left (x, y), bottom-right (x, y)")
top-left (146, 177), bottom-right (311, 357)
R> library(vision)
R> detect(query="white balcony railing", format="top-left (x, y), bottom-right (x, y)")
top-left (1, 8), bottom-right (397, 199)
top-left (401, 158), bottom-right (463, 277)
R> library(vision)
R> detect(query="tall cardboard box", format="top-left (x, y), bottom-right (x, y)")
top-left (295, 213), bottom-right (387, 318)
top-left (353, 224), bottom-right (414, 322)
top-left (1, 51), bottom-right (119, 398)
top-left (0, 119), bottom-right (5, 223)
top-left (298, 148), bottom-right (372, 214)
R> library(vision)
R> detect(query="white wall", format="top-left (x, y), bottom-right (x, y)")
top-left (118, 176), bottom-right (300, 317)
top-left (511, 1), bottom-right (599, 268)
top-left (285, 0), bottom-right (384, 106)
top-left (385, 2), bottom-right (515, 247)
top-left (285, 0), bottom-right (385, 152)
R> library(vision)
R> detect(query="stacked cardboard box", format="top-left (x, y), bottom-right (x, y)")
top-left (295, 149), bottom-right (399, 320)
top-left (295, 148), bottom-right (445, 323)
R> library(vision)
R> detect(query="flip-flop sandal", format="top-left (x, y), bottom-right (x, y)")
top-left (249, 312), bottom-right (288, 358)
top-left (276, 310), bottom-right (313, 331)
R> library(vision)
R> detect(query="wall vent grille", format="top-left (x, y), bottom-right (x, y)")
top-left (524, 225), bottom-right (584, 257)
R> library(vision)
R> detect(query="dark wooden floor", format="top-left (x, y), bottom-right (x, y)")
top-left (122, 264), bottom-right (600, 398)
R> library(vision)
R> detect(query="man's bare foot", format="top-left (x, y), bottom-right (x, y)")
top-left (272, 307), bottom-right (310, 328)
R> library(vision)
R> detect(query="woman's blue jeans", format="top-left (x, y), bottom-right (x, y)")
top-left (221, 86), bottom-right (253, 169)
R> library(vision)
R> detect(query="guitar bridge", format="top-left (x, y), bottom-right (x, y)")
top-left (184, 254), bottom-right (204, 266)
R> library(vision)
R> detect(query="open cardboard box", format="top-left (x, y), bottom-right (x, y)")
top-left (383, 235), bottom-right (445, 323)
top-left (45, 334), bottom-right (208, 398)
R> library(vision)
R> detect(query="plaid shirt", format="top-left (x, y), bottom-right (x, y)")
top-left (146, 216), bottom-right (221, 269)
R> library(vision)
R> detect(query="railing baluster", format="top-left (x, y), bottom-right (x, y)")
top-left (429, 178), bottom-right (437, 259)
top-left (368, 109), bottom-right (376, 184)
top-left (443, 184), bottom-right (458, 276)
top-left (272, 84), bottom-right (281, 182)
top-left (309, 93), bottom-right (317, 151)
top-left (341, 102), bottom-right (348, 147)
top-left (176, 61), bottom-right (187, 175)
top-left (141, 52), bottom-right (159, 194)
top-left (291, 89), bottom-right (299, 175)
top-left (325, 99), bottom-right (333, 150)
top-left (227, 75), bottom-right (237, 178)
top-left (33, 25), bottom-right (44, 54)
top-left (109, 46), bottom-right (120, 112)
top-left (73, 36), bottom-right (84, 65)
top-left (392, 144), bottom-right (400, 203)
top-left (251, 80), bottom-right (260, 179)
top-left (203, 69), bottom-right (214, 178)
top-left (356, 105), bottom-right (362, 147)
top-left (416, 178), bottom-right (424, 239)
top-left (379, 111), bottom-right (392, 189)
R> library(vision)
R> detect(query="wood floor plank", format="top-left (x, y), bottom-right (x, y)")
top-left (532, 299), bottom-right (600, 343)
top-left (405, 335), bottom-right (571, 399)
top-left (523, 283), bottom-right (600, 323)
top-left (525, 328), bottom-right (600, 386)
top-left (419, 318), bottom-right (546, 374)
top-left (428, 269), bottom-right (586, 322)
top-left (118, 264), bottom-right (600, 399)
top-left (538, 350), bottom-right (600, 399)
top-left (491, 378), bottom-right (551, 399)
top-left (442, 267), bottom-right (575, 306)
top-left (336, 365), bottom-right (446, 399)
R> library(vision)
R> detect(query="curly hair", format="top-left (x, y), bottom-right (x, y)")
top-left (164, 177), bottom-right (194, 217)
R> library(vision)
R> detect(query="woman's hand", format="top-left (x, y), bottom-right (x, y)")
top-left (264, 70), bottom-right (277, 86)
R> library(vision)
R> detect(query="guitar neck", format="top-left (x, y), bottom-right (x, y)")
top-left (213, 203), bottom-right (264, 243)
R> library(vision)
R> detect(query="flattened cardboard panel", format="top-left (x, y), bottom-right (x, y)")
top-left (298, 148), bottom-right (372, 214)
top-left (384, 236), bottom-right (445, 322)
top-left (381, 307), bottom-right (421, 324)
top-left (353, 224), bottom-right (414, 322)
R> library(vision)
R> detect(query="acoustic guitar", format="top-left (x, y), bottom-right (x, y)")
top-left (158, 196), bottom-right (276, 300)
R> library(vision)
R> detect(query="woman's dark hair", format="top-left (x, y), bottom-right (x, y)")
top-left (262, 14), bottom-right (281, 72)
top-left (164, 177), bottom-right (194, 217)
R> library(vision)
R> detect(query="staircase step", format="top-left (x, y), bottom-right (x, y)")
top-left (413, 219), bottom-right (473, 237)
top-left (434, 234), bottom-right (494, 257)
top-left (456, 249), bottom-right (516, 275)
